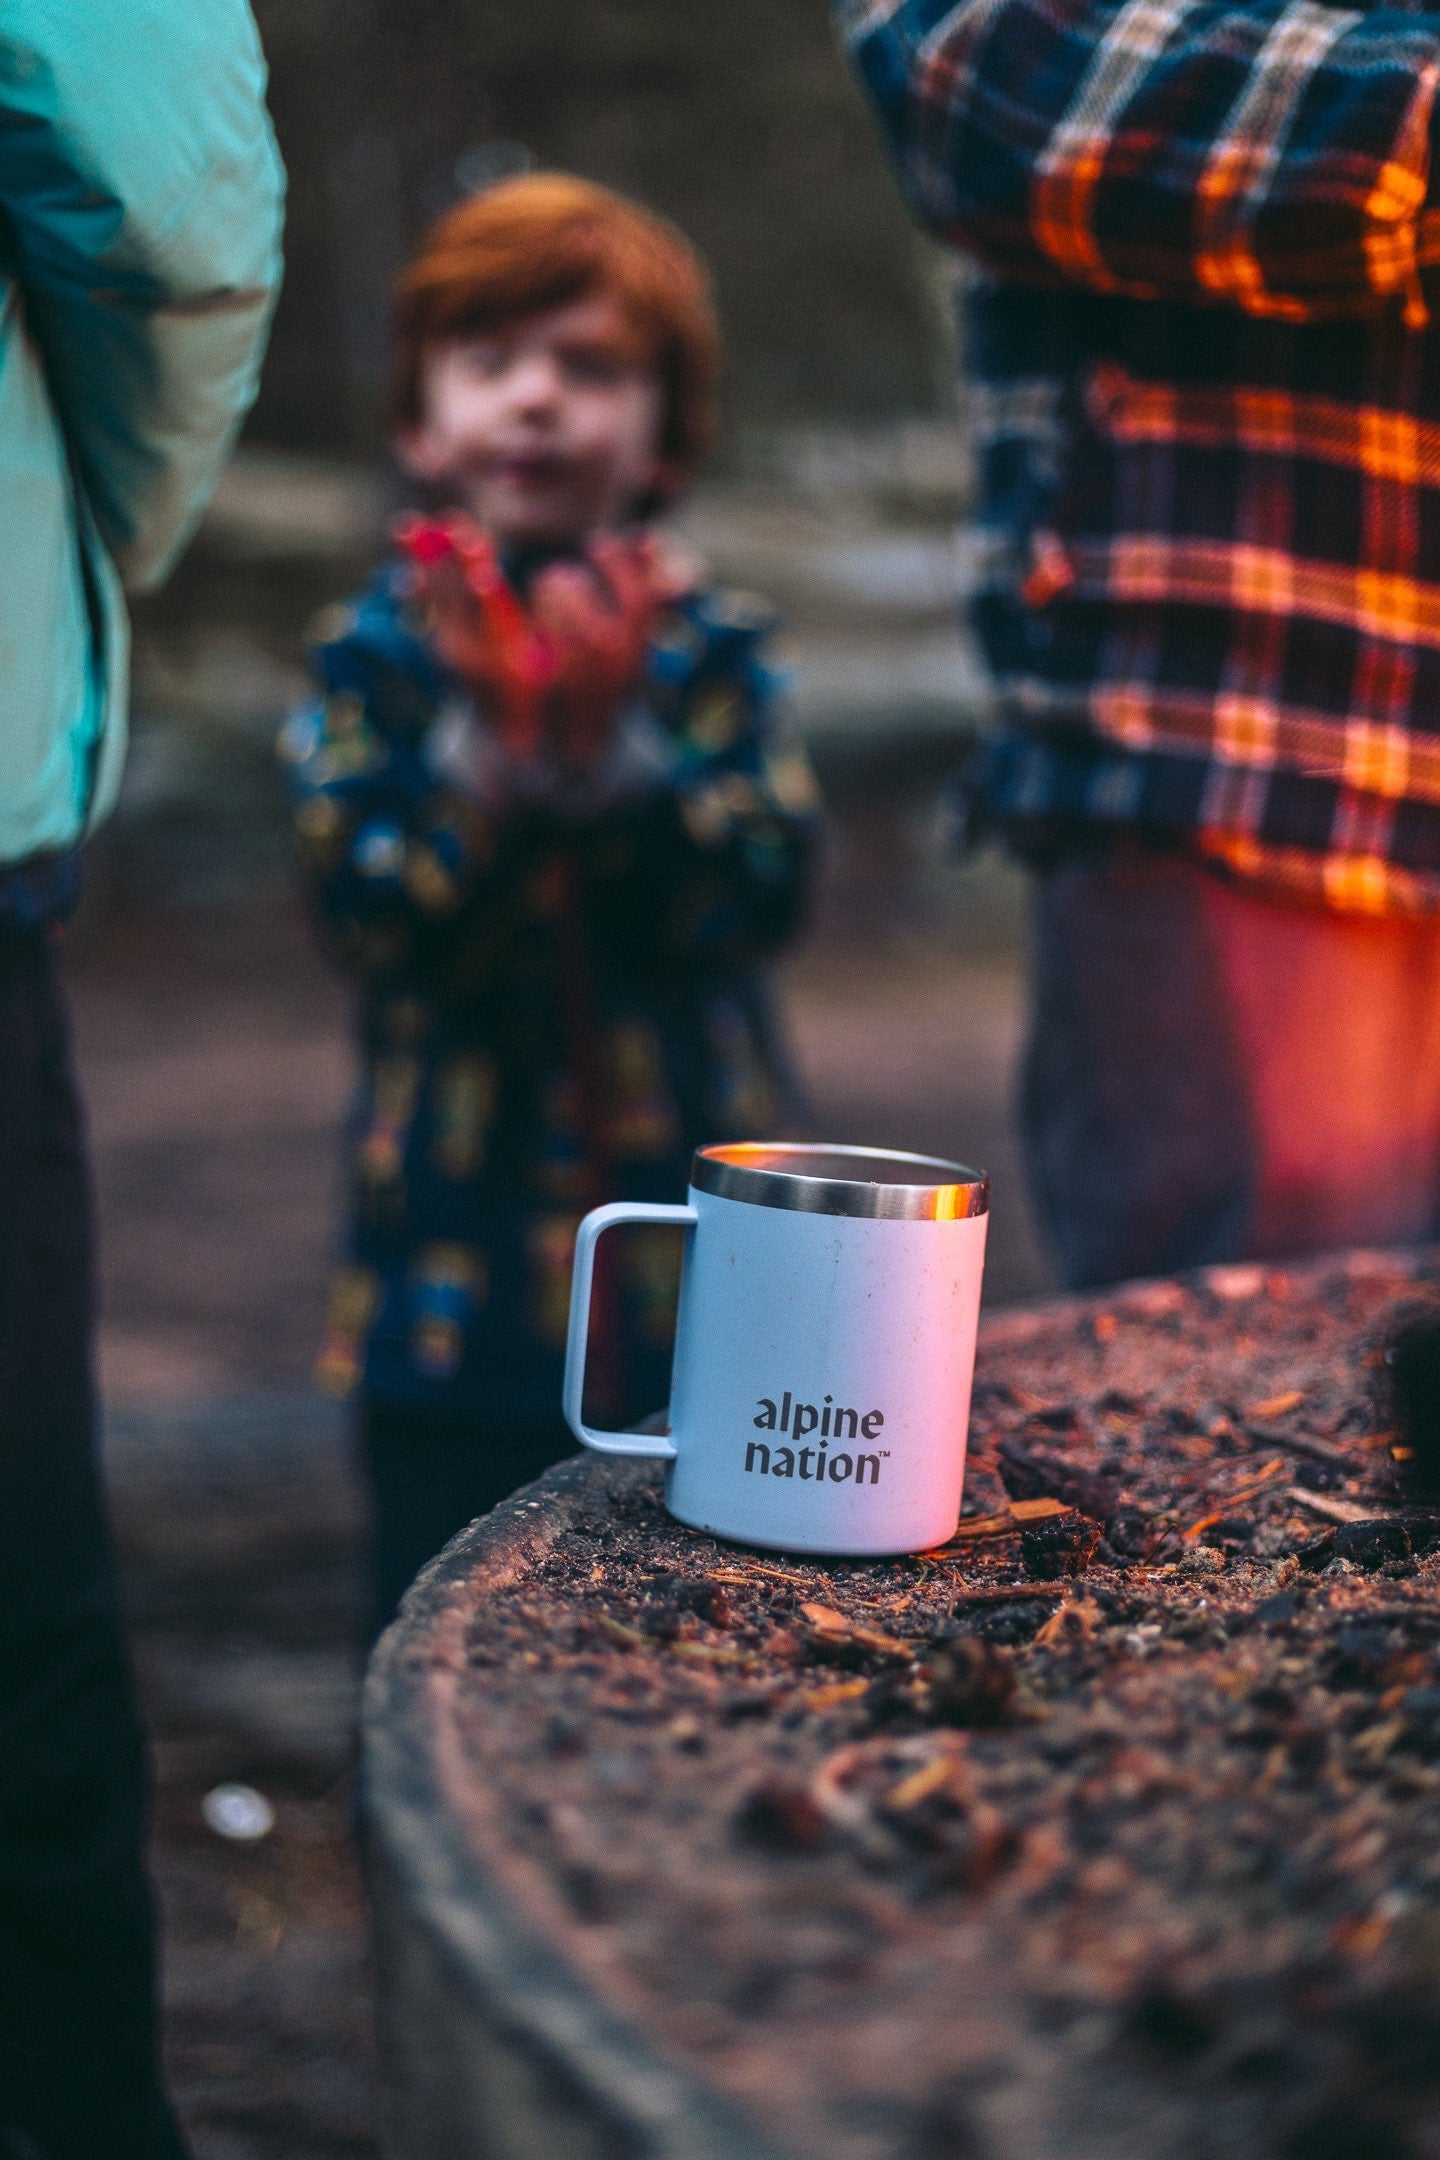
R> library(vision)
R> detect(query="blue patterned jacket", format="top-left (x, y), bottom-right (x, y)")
top-left (282, 558), bottom-right (819, 1422)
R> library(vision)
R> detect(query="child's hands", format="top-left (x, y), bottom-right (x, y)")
top-left (396, 517), bottom-right (667, 770)
top-left (530, 534), bottom-right (660, 767)
top-left (395, 514), bottom-right (549, 756)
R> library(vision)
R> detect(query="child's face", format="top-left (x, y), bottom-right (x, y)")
top-left (399, 292), bottom-right (669, 550)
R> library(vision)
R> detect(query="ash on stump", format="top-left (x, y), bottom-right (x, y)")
top-left (364, 1251), bottom-right (1440, 2160)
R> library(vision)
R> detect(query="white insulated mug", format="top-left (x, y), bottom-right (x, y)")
top-left (563, 1143), bottom-right (989, 1555)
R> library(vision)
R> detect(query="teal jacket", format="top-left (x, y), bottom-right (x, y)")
top-left (0, 0), bottom-right (283, 878)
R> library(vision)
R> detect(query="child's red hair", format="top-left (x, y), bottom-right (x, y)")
top-left (392, 173), bottom-right (719, 494)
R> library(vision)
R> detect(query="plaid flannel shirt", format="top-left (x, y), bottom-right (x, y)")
top-left (839, 0), bottom-right (1440, 910)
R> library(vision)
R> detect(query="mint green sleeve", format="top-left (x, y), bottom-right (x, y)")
top-left (0, 0), bottom-right (285, 593)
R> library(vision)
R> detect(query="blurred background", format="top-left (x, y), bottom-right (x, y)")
top-left (81, 5), bottom-right (1050, 2152)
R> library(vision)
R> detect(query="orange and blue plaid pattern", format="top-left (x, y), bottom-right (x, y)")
top-left (841, 0), bottom-right (1440, 910)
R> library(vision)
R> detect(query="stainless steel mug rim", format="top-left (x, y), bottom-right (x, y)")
top-left (691, 1142), bottom-right (989, 1220)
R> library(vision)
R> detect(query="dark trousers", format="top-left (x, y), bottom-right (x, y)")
top-left (358, 1400), bottom-right (574, 1644)
top-left (1024, 841), bottom-right (1440, 1288)
top-left (0, 933), bottom-right (185, 2160)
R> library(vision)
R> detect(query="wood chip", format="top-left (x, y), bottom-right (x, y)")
top-left (1184, 1458), bottom-right (1287, 1539)
top-left (1286, 1488), bottom-right (1386, 1525)
top-left (1033, 1596), bottom-right (1103, 1649)
top-left (943, 1497), bottom-right (1069, 1544)
top-left (884, 1747), bottom-right (972, 1813)
top-left (1349, 1718), bottom-right (1406, 1767)
top-left (1246, 1389), bottom-right (1304, 1420)
top-left (710, 1562), bottom-right (815, 1588)
top-left (947, 1582), bottom-right (1072, 1609)
top-left (801, 1678), bottom-right (871, 1711)
top-left (807, 1741), bottom-right (910, 1857)
top-left (800, 1603), bottom-right (912, 1658)
top-left (671, 1642), bottom-right (752, 1667)
top-left (1250, 1426), bottom-right (1356, 1468)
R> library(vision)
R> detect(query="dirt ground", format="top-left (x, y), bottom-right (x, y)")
top-left (68, 884), bottom-right (1047, 2159)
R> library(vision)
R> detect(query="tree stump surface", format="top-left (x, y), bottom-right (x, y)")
top-left (364, 1250), bottom-right (1440, 2160)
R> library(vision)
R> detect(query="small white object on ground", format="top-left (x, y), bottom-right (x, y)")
top-left (202, 1781), bottom-right (276, 1841)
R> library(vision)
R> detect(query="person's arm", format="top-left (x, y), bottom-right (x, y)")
top-left (587, 602), bottom-right (821, 971)
top-left (280, 646), bottom-right (542, 990)
top-left (837, 0), bottom-right (1440, 316)
top-left (0, 0), bottom-right (284, 591)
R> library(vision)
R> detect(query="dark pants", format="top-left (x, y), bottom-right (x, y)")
top-left (1024, 841), bottom-right (1440, 1288)
top-left (358, 1400), bottom-right (574, 1643)
top-left (0, 933), bottom-right (185, 2160)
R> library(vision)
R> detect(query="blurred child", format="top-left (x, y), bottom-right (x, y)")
top-left (281, 174), bottom-right (819, 1636)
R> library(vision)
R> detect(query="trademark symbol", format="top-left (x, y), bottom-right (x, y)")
top-left (880, 1450), bottom-right (890, 1458)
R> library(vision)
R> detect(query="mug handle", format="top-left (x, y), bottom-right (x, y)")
top-left (563, 1200), bottom-right (698, 1458)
